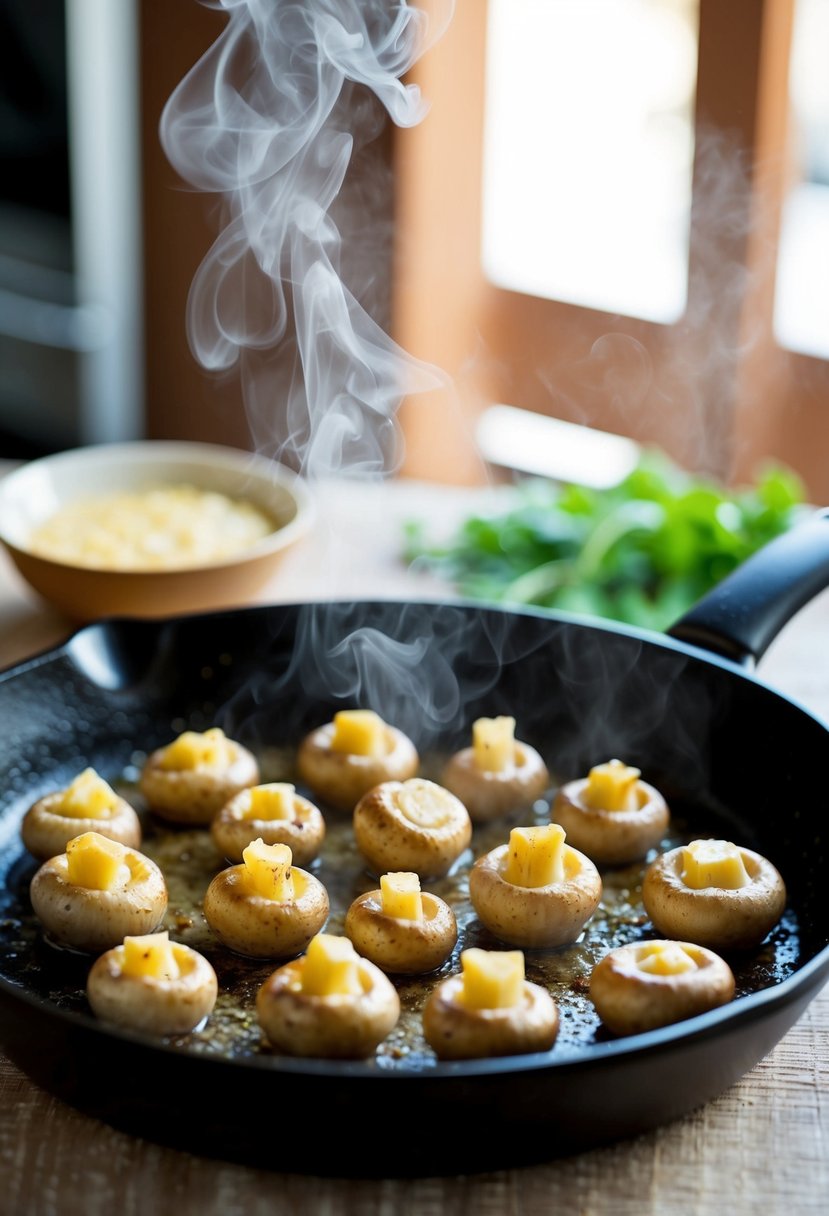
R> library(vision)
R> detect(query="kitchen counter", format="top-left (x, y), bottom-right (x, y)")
top-left (0, 474), bottom-right (827, 1215)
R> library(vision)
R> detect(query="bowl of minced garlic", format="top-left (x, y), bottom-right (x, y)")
top-left (0, 441), bottom-right (314, 621)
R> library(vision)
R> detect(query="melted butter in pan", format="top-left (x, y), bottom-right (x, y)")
top-left (0, 746), bottom-right (801, 1067)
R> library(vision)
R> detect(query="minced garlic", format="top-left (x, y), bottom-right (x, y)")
top-left (28, 483), bottom-right (276, 570)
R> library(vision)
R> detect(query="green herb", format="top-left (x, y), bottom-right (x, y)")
top-left (403, 449), bottom-right (807, 632)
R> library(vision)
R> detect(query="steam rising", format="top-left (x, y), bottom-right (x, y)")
top-left (160, 0), bottom-right (452, 478)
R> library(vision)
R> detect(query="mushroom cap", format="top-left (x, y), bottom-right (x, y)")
top-left (344, 888), bottom-right (458, 975)
top-left (422, 973), bottom-right (559, 1060)
top-left (139, 739), bottom-right (260, 825)
top-left (440, 741), bottom-right (550, 823)
top-left (353, 778), bottom-right (472, 879)
top-left (21, 790), bottom-right (142, 862)
top-left (589, 939), bottom-right (736, 1036)
top-left (552, 776), bottom-right (669, 866)
top-left (642, 842), bottom-right (787, 950)
top-left (29, 847), bottom-right (168, 953)
top-left (256, 954), bottom-right (401, 1058)
top-left (469, 841), bottom-right (602, 948)
top-left (210, 788), bottom-right (326, 866)
top-left (202, 863), bottom-right (329, 959)
top-left (87, 940), bottom-right (218, 1036)
top-left (296, 721), bottom-right (419, 812)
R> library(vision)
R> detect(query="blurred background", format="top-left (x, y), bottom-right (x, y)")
top-left (1, 0), bottom-right (828, 499)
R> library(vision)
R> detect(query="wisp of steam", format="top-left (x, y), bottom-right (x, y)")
top-left (160, 0), bottom-right (452, 479)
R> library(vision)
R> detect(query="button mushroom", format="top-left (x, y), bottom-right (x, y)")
top-left (469, 823), bottom-right (602, 948)
top-left (296, 709), bottom-right (419, 812)
top-left (422, 946), bottom-right (559, 1060)
top-left (344, 871), bottom-right (458, 975)
top-left (139, 726), bottom-right (259, 825)
top-left (202, 838), bottom-right (329, 958)
top-left (210, 782), bottom-right (326, 866)
top-left (21, 767), bottom-right (142, 862)
top-left (642, 838), bottom-right (787, 950)
top-left (440, 715), bottom-right (550, 823)
top-left (87, 930), bottom-right (218, 1037)
top-left (589, 938), bottom-right (736, 1036)
top-left (551, 758), bottom-right (670, 866)
top-left (256, 931), bottom-right (401, 1059)
top-left (29, 831), bottom-right (168, 953)
top-left (353, 777), bottom-right (472, 879)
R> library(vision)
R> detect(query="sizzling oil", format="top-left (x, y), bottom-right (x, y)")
top-left (0, 746), bottom-right (801, 1068)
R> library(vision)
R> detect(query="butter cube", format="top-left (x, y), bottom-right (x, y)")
top-left (158, 727), bottom-right (231, 771)
top-left (584, 758), bottom-right (641, 811)
top-left (66, 832), bottom-right (127, 891)
top-left (60, 768), bottom-right (118, 819)
top-left (380, 872), bottom-right (423, 920)
top-left (247, 783), bottom-right (295, 821)
top-left (504, 824), bottom-right (566, 888)
top-left (460, 947), bottom-right (524, 1010)
top-left (637, 941), bottom-right (698, 976)
top-left (681, 839), bottom-right (750, 890)
top-left (242, 839), bottom-right (295, 901)
top-left (472, 716), bottom-right (516, 772)
top-left (330, 710), bottom-right (386, 757)
top-left (122, 931), bottom-right (181, 981)
top-left (301, 933), bottom-right (362, 996)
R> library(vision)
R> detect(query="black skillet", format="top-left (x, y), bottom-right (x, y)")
top-left (1, 511), bottom-right (828, 1177)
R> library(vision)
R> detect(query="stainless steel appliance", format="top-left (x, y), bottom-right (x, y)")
top-left (0, 0), bottom-right (142, 456)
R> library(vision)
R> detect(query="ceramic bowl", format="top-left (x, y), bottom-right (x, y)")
top-left (0, 441), bottom-right (314, 622)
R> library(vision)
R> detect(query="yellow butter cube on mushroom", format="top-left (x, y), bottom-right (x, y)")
top-left (380, 872), bottom-right (423, 920)
top-left (59, 768), bottom-right (118, 819)
top-left (460, 947), bottom-right (525, 1010)
top-left (301, 933), bottom-right (363, 996)
top-left (122, 931), bottom-right (181, 980)
top-left (330, 709), bottom-right (386, 757)
top-left (504, 824), bottom-right (566, 888)
top-left (158, 727), bottom-right (231, 771)
top-left (242, 839), bottom-right (295, 901)
top-left (472, 716), bottom-right (515, 773)
top-left (584, 758), bottom-right (641, 811)
top-left (247, 783), bottom-right (295, 821)
top-left (65, 832), bottom-right (127, 891)
top-left (637, 941), bottom-right (698, 976)
top-left (681, 839), bottom-right (750, 890)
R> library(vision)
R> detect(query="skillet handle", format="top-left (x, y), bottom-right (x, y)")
top-left (667, 507), bottom-right (829, 668)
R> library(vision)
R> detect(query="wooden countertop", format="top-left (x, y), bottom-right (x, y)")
top-left (0, 474), bottom-right (827, 1215)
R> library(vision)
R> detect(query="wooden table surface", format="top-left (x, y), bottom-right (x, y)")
top-left (0, 474), bottom-right (827, 1215)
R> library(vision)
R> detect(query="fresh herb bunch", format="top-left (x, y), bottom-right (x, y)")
top-left (403, 451), bottom-right (807, 632)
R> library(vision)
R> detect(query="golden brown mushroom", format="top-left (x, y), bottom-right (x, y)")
top-left (202, 838), bottom-right (329, 958)
top-left (589, 938), bottom-right (736, 1036)
top-left (21, 767), bottom-right (142, 862)
top-left (256, 932), bottom-right (401, 1058)
top-left (552, 758), bottom-right (670, 866)
top-left (29, 831), bottom-right (168, 953)
top-left (210, 782), bottom-right (326, 866)
top-left (296, 709), bottom-right (419, 812)
top-left (353, 777), bottom-right (472, 880)
top-left (344, 871), bottom-right (458, 975)
top-left (469, 823), bottom-right (602, 948)
top-left (139, 726), bottom-right (259, 826)
top-left (87, 930), bottom-right (218, 1036)
top-left (440, 715), bottom-right (550, 823)
top-left (642, 838), bottom-right (787, 950)
top-left (422, 946), bottom-right (559, 1060)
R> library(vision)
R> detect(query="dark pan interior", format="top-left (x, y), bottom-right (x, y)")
top-left (0, 599), bottom-right (827, 1176)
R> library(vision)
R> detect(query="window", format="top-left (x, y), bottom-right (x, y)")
top-left (394, 0), bottom-right (829, 503)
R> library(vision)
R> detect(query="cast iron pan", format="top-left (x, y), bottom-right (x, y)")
top-left (1, 513), bottom-right (829, 1177)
